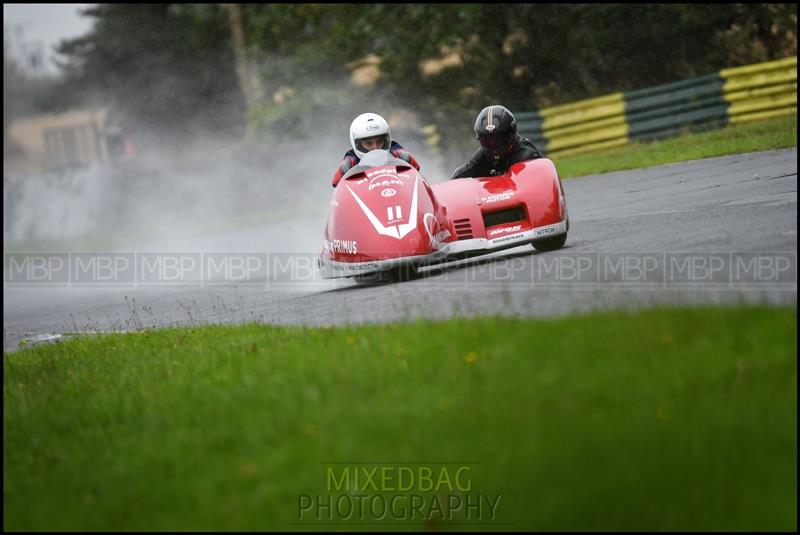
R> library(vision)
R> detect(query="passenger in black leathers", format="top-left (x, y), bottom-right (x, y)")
top-left (451, 104), bottom-right (543, 179)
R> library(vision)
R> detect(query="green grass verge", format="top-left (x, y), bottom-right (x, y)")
top-left (4, 305), bottom-right (796, 531)
top-left (554, 114), bottom-right (797, 178)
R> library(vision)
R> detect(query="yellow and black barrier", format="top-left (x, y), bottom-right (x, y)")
top-left (721, 56), bottom-right (797, 124)
top-left (512, 56), bottom-right (797, 158)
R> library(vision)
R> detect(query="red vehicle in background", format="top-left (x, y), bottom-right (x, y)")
top-left (317, 150), bottom-right (568, 280)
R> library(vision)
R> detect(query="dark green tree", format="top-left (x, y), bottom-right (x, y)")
top-left (51, 3), bottom-right (796, 153)
top-left (56, 4), bottom-right (246, 147)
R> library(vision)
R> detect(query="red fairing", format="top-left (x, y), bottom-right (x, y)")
top-left (431, 158), bottom-right (565, 238)
top-left (323, 164), bottom-right (448, 263)
top-left (319, 152), bottom-right (568, 279)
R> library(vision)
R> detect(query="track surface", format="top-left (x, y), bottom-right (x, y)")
top-left (4, 148), bottom-right (797, 352)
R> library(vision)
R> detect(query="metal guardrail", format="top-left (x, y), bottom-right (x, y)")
top-left (722, 57), bottom-right (797, 124)
top-left (516, 56), bottom-right (797, 158)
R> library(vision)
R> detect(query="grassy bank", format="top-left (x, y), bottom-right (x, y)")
top-left (554, 114), bottom-right (797, 178)
top-left (4, 305), bottom-right (796, 531)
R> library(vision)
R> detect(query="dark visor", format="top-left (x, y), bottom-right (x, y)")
top-left (478, 130), bottom-right (514, 151)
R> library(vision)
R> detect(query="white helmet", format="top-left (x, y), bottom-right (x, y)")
top-left (349, 113), bottom-right (391, 159)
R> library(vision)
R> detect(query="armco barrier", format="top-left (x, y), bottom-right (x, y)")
top-left (624, 73), bottom-right (729, 144)
top-left (722, 56), bottom-right (797, 124)
top-left (513, 56), bottom-right (796, 158)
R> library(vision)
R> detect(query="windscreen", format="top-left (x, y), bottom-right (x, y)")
top-left (340, 149), bottom-right (413, 181)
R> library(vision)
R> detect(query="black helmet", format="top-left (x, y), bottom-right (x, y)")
top-left (474, 105), bottom-right (517, 157)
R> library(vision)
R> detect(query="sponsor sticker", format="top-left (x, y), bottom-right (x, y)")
top-left (366, 169), bottom-right (398, 178)
top-left (331, 263), bottom-right (378, 272)
top-left (488, 225), bottom-right (522, 237)
top-left (324, 239), bottom-right (358, 255)
top-left (368, 174), bottom-right (404, 191)
top-left (534, 226), bottom-right (556, 237)
top-left (481, 192), bottom-right (515, 203)
top-left (491, 234), bottom-right (527, 245)
top-left (423, 213), bottom-right (451, 247)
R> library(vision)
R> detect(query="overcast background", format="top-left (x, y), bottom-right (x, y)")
top-left (4, 4), bottom-right (93, 76)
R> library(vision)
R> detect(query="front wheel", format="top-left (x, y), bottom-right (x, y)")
top-left (532, 233), bottom-right (567, 252)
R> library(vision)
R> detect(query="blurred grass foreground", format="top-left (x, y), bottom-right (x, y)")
top-left (4, 304), bottom-right (796, 531)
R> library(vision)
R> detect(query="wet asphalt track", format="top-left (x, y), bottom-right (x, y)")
top-left (4, 148), bottom-right (797, 353)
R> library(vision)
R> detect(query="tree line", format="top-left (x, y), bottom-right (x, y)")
top-left (7, 4), bottom-right (797, 153)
